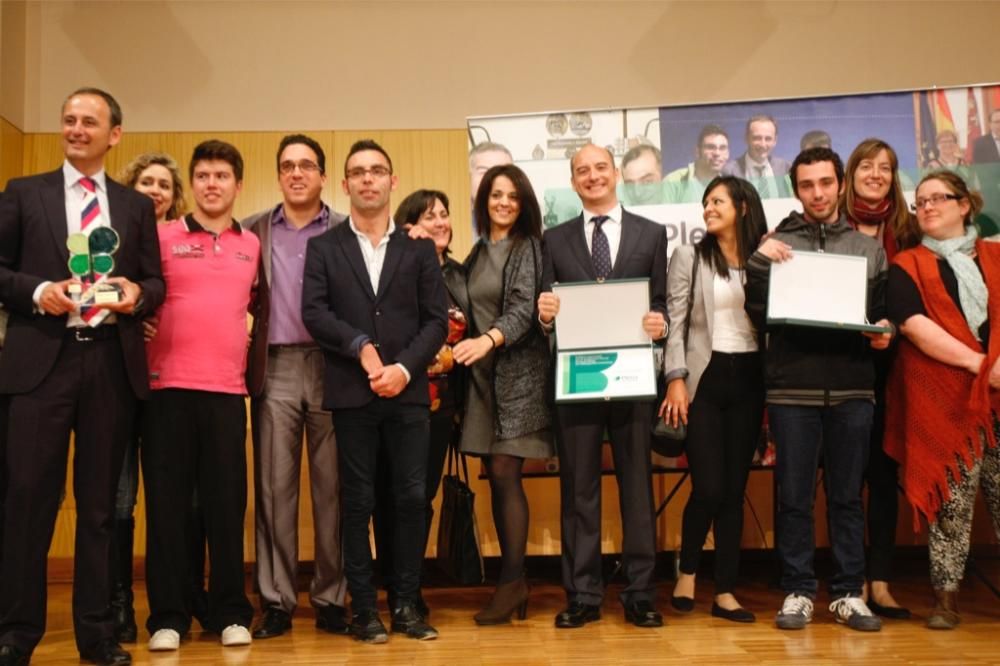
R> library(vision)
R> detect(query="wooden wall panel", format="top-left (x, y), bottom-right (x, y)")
top-left (0, 116), bottom-right (23, 189)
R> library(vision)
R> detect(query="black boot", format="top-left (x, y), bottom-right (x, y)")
top-left (110, 518), bottom-right (137, 643)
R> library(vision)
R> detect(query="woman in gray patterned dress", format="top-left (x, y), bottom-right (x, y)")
top-left (454, 164), bottom-right (553, 625)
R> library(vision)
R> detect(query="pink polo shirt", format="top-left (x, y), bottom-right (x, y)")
top-left (146, 215), bottom-right (260, 394)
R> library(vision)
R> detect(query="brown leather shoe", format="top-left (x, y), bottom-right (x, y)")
top-left (927, 589), bottom-right (960, 630)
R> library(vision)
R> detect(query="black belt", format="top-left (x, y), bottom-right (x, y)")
top-left (268, 342), bottom-right (319, 351)
top-left (67, 325), bottom-right (118, 342)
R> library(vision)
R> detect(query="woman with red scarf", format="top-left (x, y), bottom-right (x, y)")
top-left (884, 171), bottom-right (1000, 629)
top-left (840, 139), bottom-right (920, 619)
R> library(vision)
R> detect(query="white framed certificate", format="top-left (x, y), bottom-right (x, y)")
top-left (767, 251), bottom-right (890, 333)
top-left (552, 279), bottom-right (657, 402)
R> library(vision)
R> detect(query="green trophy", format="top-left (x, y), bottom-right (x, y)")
top-left (66, 226), bottom-right (122, 311)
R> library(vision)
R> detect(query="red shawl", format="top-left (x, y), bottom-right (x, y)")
top-left (884, 241), bottom-right (1000, 528)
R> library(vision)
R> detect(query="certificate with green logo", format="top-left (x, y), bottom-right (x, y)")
top-left (552, 279), bottom-right (657, 403)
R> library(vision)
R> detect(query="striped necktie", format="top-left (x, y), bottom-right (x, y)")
top-left (79, 176), bottom-right (103, 230)
top-left (591, 215), bottom-right (612, 279)
top-left (754, 165), bottom-right (771, 199)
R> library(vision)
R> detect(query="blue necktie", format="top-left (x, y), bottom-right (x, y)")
top-left (591, 215), bottom-right (612, 279)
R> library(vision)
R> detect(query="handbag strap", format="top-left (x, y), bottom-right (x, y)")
top-left (447, 438), bottom-right (471, 484)
top-left (682, 246), bottom-right (698, 348)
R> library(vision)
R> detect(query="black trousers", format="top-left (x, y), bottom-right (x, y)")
top-left (865, 395), bottom-right (899, 582)
top-left (556, 400), bottom-right (657, 605)
top-left (678, 352), bottom-right (764, 594)
top-left (0, 332), bottom-right (133, 655)
top-left (142, 389), bottom-right (253, 634)
top-left (373, 404), bottom-right (455, 598)
top-left (333, 399), bottom-right (430, 612)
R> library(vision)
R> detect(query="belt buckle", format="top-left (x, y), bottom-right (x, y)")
top-left (74, 328), bottom-right (91, 342)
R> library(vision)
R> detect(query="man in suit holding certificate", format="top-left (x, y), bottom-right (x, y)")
top-left (537, 143), bottom-right (668, 629)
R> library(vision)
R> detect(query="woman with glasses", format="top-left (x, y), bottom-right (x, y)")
top-left (662, 176), bottom-right (768, 623)
top-left (457, 164), bottom-right (552, 625)
top-left (884, 171), bottom-right (1000, 629)
top-left (839, 139), bottom-right (920, 620)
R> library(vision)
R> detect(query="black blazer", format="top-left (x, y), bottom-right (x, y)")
top-left (541, 209), bottom-right (668, 318)
top-left (0, 169), bottom-right (165, 397)
top-left (301, 220), bottom-right (448, 410)
top-left (973, 134), bottom-right (1000, 164)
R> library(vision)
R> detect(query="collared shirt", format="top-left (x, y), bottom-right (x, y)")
top-left (268, 203), bottom-right (330, 344)
top-left (349, 216), bottom-right (396, 294)
top-left (145, 214), bottom-right (260, 394)
top-left (345, 216), bottom-right (411, 384)
top-left (33, 161), bottom-right (114, 326)
top-left (747, 155), bottom-right (775, 181)
top-left (582, 204), bottom-right (623, 270)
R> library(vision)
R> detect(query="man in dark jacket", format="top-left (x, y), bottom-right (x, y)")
top-left (744, 147), bottom-right (892, 633)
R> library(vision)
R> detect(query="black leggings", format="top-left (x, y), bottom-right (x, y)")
top-left (678, 352), bottom-right (764, 594)
top-left (865, 396), bottom-right (899, 582)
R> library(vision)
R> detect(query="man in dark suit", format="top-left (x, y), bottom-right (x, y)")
top-left (243, 134), bottom-right (349, 640)
top-left (972, 109), bottom-right (1000, 163)
top-left (723, 114), bottom-right (793, 198)
top-left (0, 88), bottom-right (164, 666)
top-left (302, 139), bottom-right (447, 644)
top-left (537, 143), bottom-right (668, 629)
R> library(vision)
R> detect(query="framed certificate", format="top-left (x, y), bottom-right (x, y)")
top-left (552, 279), bottom-right (657, 403)
top-left (767, 251), bottom-right (890, 333)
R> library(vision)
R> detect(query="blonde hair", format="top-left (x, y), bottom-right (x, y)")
top-left (119, 152), bottom-right (186, 220)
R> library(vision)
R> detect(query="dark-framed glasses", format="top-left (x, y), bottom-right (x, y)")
top-left (910, 193), bottom-right (961, 212)
top-left (279, 160), bottom-right (321, 175)
top-left (346, 165), bottom-right (392, 180)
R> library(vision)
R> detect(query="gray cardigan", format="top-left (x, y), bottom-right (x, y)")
top-left (465, 235), bottom-right (551, 440)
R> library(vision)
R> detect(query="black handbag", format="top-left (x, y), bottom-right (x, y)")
top-left (651, 247), bottom-right (698, 458)
top-left (435, 442), bottom-right (485, 585)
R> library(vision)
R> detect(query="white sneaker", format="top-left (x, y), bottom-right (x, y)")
top-left (221, 624), bottom-right (252, 646)
top-left (829, 595), bottom-right (882, 632)
top-left (149, 628), bottom-right (180, 651)
top-left (775, 593), bottom-right (814, 630)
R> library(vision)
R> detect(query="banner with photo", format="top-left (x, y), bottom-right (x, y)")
top-left (467, 83), bottom-right (1000, 256)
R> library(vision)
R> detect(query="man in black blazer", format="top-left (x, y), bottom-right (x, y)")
top-left (0, 88), bottom-right (164, 666)
top-left (537, 144), bottom-right (668, 629)
top-left (302, 140), bottom-right (447, 644)
top-left (972, 109), bottom-right (1000, 164)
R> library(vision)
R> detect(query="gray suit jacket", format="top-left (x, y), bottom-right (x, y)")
top-left (723, 154), bottom-right (793, 198)
top-left (663, 244), bottom-right (717, 401)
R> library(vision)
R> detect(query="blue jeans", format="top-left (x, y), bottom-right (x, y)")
top-left (770, 400), bottom-right (873, 599)
top-left (333, 399), bottom-right (429, 613)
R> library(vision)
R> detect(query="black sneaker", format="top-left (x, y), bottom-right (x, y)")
top-left (316, 604), bottom-right (350, 635)
top-left (390, 603), bottom-right (438, 641)
top-left (350, 609), bottom-right (389, 644)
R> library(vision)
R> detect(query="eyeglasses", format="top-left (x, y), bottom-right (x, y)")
top-left (345, 166), bottom-right (392, 180)
top-left (910, 193), bottom-right (961, 212)
top-left (279, 160), bottom-right (321, 175)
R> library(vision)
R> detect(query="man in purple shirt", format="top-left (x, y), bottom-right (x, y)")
top-left (243, 134), bottom-right (348, 639)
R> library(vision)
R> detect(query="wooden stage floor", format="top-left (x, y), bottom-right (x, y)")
top-left (26, 562), bottom-right (1000, 665)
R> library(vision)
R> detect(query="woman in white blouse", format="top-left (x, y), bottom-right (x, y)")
top-left (660, 176), bottom-right (769, 622)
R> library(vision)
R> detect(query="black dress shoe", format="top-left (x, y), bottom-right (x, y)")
top-left (252, 608), bottom-right (292, 639)
top-left (670, 595), bottom-right (695, 613)
top-left (390, 603), bottom-right (438, 640)
top-left (316, 604), bottom-right (351, 635)
top-left (711, 602), bottom-right (756, 623)
top-left (624, 600), bottom-right (663, 627)
top-left (555, 602), bottom-right (601, 628)
top-left (80, 638), bottom-right (131, 665)
top-left (0, 645), bottom-right (29, 666)
top-left (388, 592), bottom-right (431, 619)
top-left (867, 599), bottom-right (911, 620)
top-left (350, 609), bottom-right (389, 644)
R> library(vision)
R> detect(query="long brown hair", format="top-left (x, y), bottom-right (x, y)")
top-left (841, 138), bottom-right (919, 249)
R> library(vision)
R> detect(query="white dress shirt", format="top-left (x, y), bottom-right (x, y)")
top-left (582, 204), bottom-right (623, 270)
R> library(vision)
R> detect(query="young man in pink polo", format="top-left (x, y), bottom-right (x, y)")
top-left (142, 140), bottom-right (259, 652)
